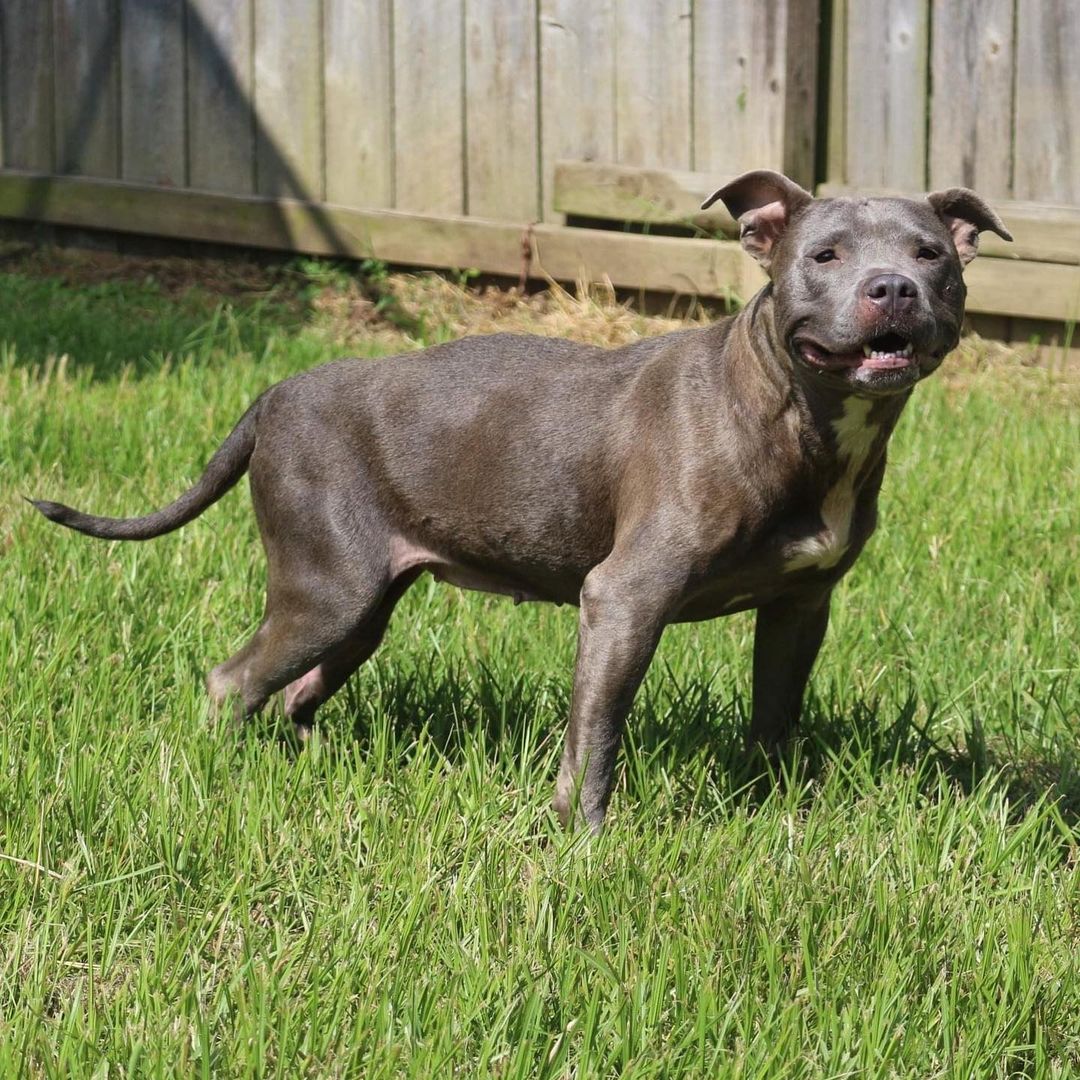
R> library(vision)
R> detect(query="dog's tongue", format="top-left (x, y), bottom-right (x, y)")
top-left (799, 338), bottom-right (914, 371)
top-left (861, 352), bottom-right (909, 370)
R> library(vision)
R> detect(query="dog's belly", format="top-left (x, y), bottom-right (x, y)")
top-left (389, 535), bottom-right (582, 605)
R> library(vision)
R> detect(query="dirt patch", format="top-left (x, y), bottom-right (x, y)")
top-left (0, 239), bottom-right (303, 302)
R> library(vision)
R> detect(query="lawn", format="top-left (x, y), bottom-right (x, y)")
top-left (1, 247), bottom-right (1078, 1077)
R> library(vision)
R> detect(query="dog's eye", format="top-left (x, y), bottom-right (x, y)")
top-left (813, 249), bottom-right (837, 264)
top-left (917, 246), bottom-right (940, 261)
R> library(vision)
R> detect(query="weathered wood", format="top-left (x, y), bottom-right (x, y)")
top-left (120, 0), bottom-right (185, 185)
top-left (614, 0), bottom-right (692, 168)
top-left (962, 259), bottom-right (1080, 322)
top-left (465, 0), bottom-right (539, 220)
top-left (553, 160), bottom-right (737, 234)
top-left (820, 0), bottom-right (846, 185)
top-left (187, 0), bottom-right (254, 194)
top-left (0, 172), bottom-right (765, 301)
top-left (693, 0), bottom-right (819, 186)
top-left (928, 0), bottom-right (1013, 197)
top-left (0, 0), bottom-right (54, 171)
top-left (560, 166), bottom-right (1080, 265)
top-left (817, 182), bottom-right (1080, 266)
top-left (844, 0), bottom-right (928, 189)
top-left (533, 221), bottom-right (767, 302)
top-left (53, 0), bottom-right (120, 177)
top-left (1014, 0), bottom-right (1080, 204)
top-left (538, 0), bottom-right (616, 221)
top-left (254, 0), bottom-right (323, 199)
top-left (824, 0), bottom-right (846, 186)
top-left (780, 0), bottom-right (820, 185)
top-left (393, 0), bottom-right (464, 214)
top-left (323, 0), bottom-right (393, 209)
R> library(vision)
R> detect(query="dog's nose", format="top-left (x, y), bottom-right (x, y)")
top-left (863, 274), bottom-right (918, 314)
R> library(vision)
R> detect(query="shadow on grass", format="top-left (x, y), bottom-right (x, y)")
top-left (314, 662), bottom-right (1080, 833)
top-left (0, 253), bottom-right (310, 379)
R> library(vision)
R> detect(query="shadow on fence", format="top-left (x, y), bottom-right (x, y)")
top-left (0, 3), bottom-right (352, 262)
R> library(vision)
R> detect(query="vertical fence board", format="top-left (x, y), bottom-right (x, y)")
top-left (0, 1), bottom-right (54, 170)
top-left (614, 0), bottom-right (692, 168)
top-left (825, 0), bottom-right (847, 185)
top-left (538, 0), bottom-right (616, 221)
top-left (928, 0), bottom-right (1013, 197)
top-left (1014, 0), bottom-right (1079, 203)
top-left (54, 0), bottom-right (119, 177)
top-left (324, 0), bottom-right (393, 208)
top-left (465, 0), bottom-right (539, 220)
top-left (120, 0), bottom-right (185, 185)
top-left (187, 0), bottom-right (254, 193)
top-left (693, 0), bottom-right (818, 185)
top-left (845, 0), bottom-right (928, 189)
top-left (393, 0), bottom-right (464, 214)
top-left (254, 0), bottom-right (323, 199)
top-left (781, 0), bottom-right (819, 185)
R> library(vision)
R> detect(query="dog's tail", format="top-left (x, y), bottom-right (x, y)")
top-left (29, 397), bottom-right (261, 541)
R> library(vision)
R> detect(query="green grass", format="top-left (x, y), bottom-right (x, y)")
top-left (1, 261), bottom-right (1079, 1077)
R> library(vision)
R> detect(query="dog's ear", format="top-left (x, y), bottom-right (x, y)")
top-left (927, 188), bottom-right (1013, 266)
top-left (702, 170), bottom-right (813, 271)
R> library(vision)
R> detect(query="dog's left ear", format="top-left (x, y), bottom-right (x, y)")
top-left (927, 188), bottom-right (1013, 266)
top-left (702, 170), bottom-right (813, 271)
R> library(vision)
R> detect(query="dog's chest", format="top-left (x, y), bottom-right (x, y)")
top-left (782, 397), bottom-right (880, 573)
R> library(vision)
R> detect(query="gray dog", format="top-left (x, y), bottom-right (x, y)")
top-left (32, 171), bottom-right (1010, 830)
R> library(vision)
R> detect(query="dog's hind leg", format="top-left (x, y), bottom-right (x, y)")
top-left (206, 597), bottom-right (369, 724)
top-left (281, 570), bottom-right (420, 737)
top-left (205, 515), bottom-right (400, 724)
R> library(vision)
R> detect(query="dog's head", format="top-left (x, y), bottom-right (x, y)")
top-left (703, 171), bottom-right (1012, 396)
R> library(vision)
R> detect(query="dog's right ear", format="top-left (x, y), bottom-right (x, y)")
top-left (702, 170), bottom-right (813, 271)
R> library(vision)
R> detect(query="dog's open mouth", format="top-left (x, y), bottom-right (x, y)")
top-left (796, 332), bottom-right (916, 371)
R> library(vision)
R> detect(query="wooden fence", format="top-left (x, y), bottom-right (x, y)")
top-left (0, 0), bottom-right (1077, 336)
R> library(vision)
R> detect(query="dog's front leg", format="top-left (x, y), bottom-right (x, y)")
top-left (553, 558), bottom-right (681, 832)
top-left (749, 589), bottom-right (832, 754)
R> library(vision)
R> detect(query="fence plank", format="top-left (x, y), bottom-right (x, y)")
top-left (614, 0), bottom-right (692, 168)
top-left (120, 0), bottom-right (185, 185)
top-left (54, 0), bottom-right (120, 177)
top-left (0, 1), bottom-right (54, 170)
top-left (824, 0), bottom-right (847, 185)
top-left (254, 0), bottom-right (323, 199)
top-left (693, 0), bottom-right (818, 185)
top-left (564, 165), bottom-right (1080, 263)
top-left (928, 0), bottom-right (1013, 197)
top-left (1014, 0), bottom-right (1079, 204)
top-left (465, 0), bottom-right (539, 220)
top-left (187, 0), bottom-right (254, 193)
top-left (538, 0), bottom-right (616, 221)
top-left (4, 172), bottom-right (1078, 321)
top-left (845, 0), bottom-right (928, 189)
top-left (323, 0), bottom-right (392, 209)
top-left (0, 172), bottom-right (764, 302)
top-left (553, 160), bottom-right (737, 233)
top-left (393, 0), bottom-right (464, 214)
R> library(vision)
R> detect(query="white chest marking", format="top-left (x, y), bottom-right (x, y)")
top-left (784, 397), bottom-right (878, 573)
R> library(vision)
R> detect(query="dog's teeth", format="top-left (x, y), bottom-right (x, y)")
top-left (863, 344), bottom-right (872, 357)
